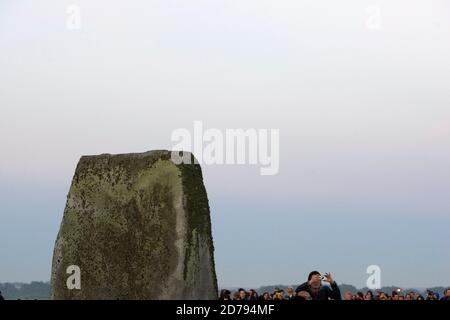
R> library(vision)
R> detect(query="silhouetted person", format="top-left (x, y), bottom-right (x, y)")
top-left (219, 289), bottom-right (231, 300)
top-left (0, 290), bottom-right (5, 300)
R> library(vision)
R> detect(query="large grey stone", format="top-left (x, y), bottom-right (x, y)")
top-left (51, 150), bottom-right (217, 299)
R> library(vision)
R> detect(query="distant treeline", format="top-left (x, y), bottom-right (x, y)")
top-left (0, 282), bottom-right (51, 300)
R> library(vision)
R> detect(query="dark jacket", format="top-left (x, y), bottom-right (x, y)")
top-left (295, 281), bottom-right (342, 300)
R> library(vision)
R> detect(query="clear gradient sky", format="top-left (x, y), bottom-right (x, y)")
top-left (0, 0), bottom-right (449, 289)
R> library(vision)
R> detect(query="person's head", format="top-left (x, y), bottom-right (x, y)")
top-left (405, 293), bottom-right (412, 300)
top-left (417, 295), bottom-right (424, 301)
top-left (426, 290), bottom-right (437, 300)
top-left (238, 288), bottom-right (246, 300)
top-left (364, 291), bottom-right (373, 300)
top-left (297, 290), bottom-right (312, 300)
top-left (287, 287), bottom-right (294, 296)
top-left (219, 289), bottom-right (231, 300)
top-left (392, 291), bottom-right (399, 300)
top-left (356, 292), bottom-right (364, 300)
top-left (444, 288), bottom-right (450, 298)
top-left (262, 292), bottom-right (270, 300)
top-left (343, 292), bottom-right (353, 301)
top-left (379, 292), bottom-right (387, 300)
top-left (273, 290), bottom-right (284, 300)
top-left (308, 271), bottom-right (322, 289)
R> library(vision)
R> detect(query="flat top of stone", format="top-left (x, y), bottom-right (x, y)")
top-left (81, 149), bottom-right (191, 158)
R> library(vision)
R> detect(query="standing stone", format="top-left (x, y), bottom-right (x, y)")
top-left (51, 150), bottom-right (217, 299)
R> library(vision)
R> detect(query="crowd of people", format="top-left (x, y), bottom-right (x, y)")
top-left (219, 271), bottom-right (450, 301)
top-left (1, 271), bottom-right (449, 301)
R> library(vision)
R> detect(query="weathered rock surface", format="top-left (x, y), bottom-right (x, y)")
top-left (51, 150), bottom-right (217, 299)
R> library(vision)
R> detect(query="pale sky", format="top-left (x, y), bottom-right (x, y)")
top-left (0, 0), bottom-right (449, 289)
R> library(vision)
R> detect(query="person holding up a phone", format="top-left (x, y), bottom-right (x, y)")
top-left (295, 271), bottom-right (342, 300)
